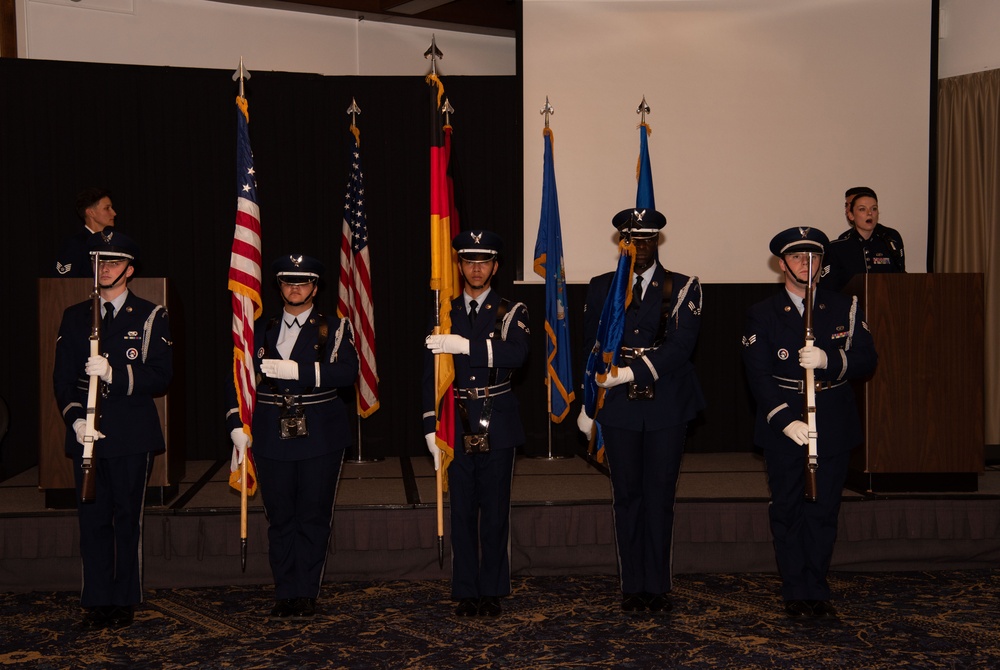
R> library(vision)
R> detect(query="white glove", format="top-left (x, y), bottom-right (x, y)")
top-left (425, 432), bottom-right (442, 471)
top-left (231, 428), bottom-right (250, 465)
top-left (85, 355), bottom-right (112, 383)
top-left (260, 359), bottom-right (299, 380)
top-left (576, 409), bottom-right (594, 438)
top-left (798, 345), bottom-right (828, 370)
top-left (596, 366), bottom-right (634, 389)
top-left (782, 420), bottom-right (810, 446)
top-left (72, 418), bottom-right (104, 446)
top-left (425, 334), bottom-right (470, 355)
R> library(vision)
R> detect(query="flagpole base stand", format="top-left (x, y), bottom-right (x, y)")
top-left (347, 454), bottom-right (384, 464)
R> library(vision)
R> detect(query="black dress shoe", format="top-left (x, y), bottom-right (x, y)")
top-left (108, 605), bottom-right (134, 628)
top-left (293, 598), bottom-right (317, 620)
top-left (644, 593), bottom-right (672, 614)
top-left (621, 593), bottom-right (646, 613)
top-left (454, 598), bottom-right (479, 617)
top-left (80, 607), bottom-right (109, 631)
top-left (478, 596), bottom-right (502, 617)
top-left (269, 599), bottom-right (297, 621)
top-left (807, 600), bottom-right (838, 618)
top-left (784, 600), bottom-right (813, 618)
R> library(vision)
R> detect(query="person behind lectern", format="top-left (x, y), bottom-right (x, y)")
top-left (53, 229), bottom-right (173, 630)
top-left (577, 208), bottom-right (705, 615)
top-left (227, 254), bottom-right (359, 622)
top-left (52, 187), bottom-right (118, 277)
top-left (823, 187), bottom-right (905, 291)
top-left (741, 226), bottom-right (877, 618)
top-left (423, 229), bottom-right (530, 618)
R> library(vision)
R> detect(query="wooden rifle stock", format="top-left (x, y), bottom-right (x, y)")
top-left (803, 253), bottom-right (819, 503)
top-left (80, 256), bottom-right (102, 503)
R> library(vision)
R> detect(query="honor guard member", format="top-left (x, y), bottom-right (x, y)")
top-left (823, 187), bottom-right (905, 292)
top-left (577, 209), bottom-right (705, 615)
top-left (228, 255), bottom-right (358, 622)
top-left (423, 230), bottom-right (530, 618)
top-left (53, 229), bottom-right (173, 630)
top-left (742, 227), bottom-right (877, 618)
top-left (53, 187), bottom-right (117, 277)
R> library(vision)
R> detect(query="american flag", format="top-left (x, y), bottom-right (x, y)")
top-left (227, 94), bottom-right (261, 495)
top-left (337, 126), bottom-right (379, 417)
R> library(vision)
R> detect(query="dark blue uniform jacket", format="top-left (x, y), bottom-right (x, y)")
top-left (422, 292), bottom-right (530, 450)
top-left (54, 291), bottom-right (172, 457)
top-left (583, 266), bottom-right (705, 430)
top-left (227, 313), bottom-right (358, 462)
top-left (742, 287), bottom-right (878, 455)
top-left (823, 223), bottom-right (905, 292)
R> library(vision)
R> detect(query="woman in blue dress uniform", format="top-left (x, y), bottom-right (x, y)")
top-left (228, 255), bottom-right (358, 621)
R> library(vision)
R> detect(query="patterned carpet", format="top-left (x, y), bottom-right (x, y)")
top-left (2, 571), bottom-right (998, 669)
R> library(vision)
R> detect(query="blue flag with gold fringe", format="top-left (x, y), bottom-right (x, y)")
top-left (637, 122), bottom-right (654, 210)
top-left (533, 128), bottom-right (575, 423)
top-left (582, 241), bottom-right (636, 460)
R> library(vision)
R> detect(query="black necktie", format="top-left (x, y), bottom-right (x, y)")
top-left (469, 299), bottom-right (479, 325)
top-left (631, 276), bottom-right (644, 309)
top-left (102, 302), bottom-right (115, 334)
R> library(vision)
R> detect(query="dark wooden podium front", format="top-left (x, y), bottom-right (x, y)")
top-left (846, 273), bottom-right (984, 492)
top-left (37, 278), bottom-right (185, 508)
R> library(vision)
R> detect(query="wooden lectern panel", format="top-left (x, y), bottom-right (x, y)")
top-left (848, 273), bottom-right (984, 475)
top-left (38, 278), bottom-right (184, 492)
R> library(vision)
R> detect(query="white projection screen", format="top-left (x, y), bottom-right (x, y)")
top-left (521, 0), bottom-right (933, 283)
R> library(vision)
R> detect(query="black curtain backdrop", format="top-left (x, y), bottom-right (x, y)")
top-left (0, 58), bottom-right (775, 480)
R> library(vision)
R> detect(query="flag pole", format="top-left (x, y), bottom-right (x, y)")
top-left (232, 57), bottom-right (252, 572)
top-left (532, 97), bottom-right (570, 460)
top-left (426, 35), bottom-right (447, 570)
top-left (339, 99), bottom-right (383, 464)
top-left (240, 458), bottom-right (248, 571)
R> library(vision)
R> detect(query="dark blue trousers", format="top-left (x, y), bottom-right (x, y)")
top-left (602, 423), bottom-right (686, 596)
top-left (448, 446), bottom-right (516, 600)
top-left (764, 447), bottom-right (850, 601)
top-left (73, 452), bottom-right (152, 608)
top-left (255, 451), bottom-right (343, 600)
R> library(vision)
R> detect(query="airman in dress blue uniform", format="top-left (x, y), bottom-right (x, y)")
top-left (52, 188), bottom-right (117, 277)
top-left (578, 209), bottom-right (705, 614)
top-left (742, 226), bottom-right (877, 618)
top-left (423, 230), bottom-right (530, 618)
top-left (53, 229), bottom-right (173, 630)
top-left (227, 255), bottom-right (359, 622)
top-left (823, 187), bottom-right (905, 291)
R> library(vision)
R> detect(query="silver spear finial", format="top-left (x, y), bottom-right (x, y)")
top-left (232, 57), bottom-right (251, 98)
top-left (346, 98), bottom-right (361, 127)
top-left (636, 95), bottom-right (651, 125)
top-left (441, 97), bottom-right (455, 125)
top-left (424, 35), bottom-right (444, 76)
top-left (540, 96), bottom-right (555, 129)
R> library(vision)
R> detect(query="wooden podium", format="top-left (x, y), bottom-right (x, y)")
top-left (37, 278), bottom-right (185, 507)
top-left (846, 273), bottom-right (984, 492)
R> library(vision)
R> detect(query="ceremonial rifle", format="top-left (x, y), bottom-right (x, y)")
top-left (80, 252), bottom-right (103, 503)
top-left (802, 252), bottom-right (819, 503)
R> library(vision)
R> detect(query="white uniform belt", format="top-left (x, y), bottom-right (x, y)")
top-left (258, 389), bottom-right (339, 406)
top-left (620, 346), bottom-right (657, 357)
top-left (773, 376), bottom-right (847, 393)
top-left (455, 381), bottom-right (511, 400)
